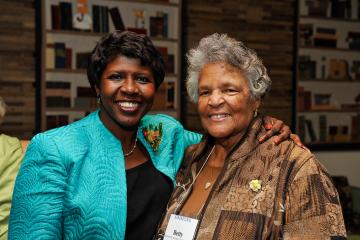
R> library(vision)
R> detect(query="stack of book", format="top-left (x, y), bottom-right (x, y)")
top-left (46, 115), bottom-right (69, 130)
top-left (45, 81), bottom-right (71, 108)
top-left (156, 46), bottom-right (175, 74)
top-left (313, 27), bottom-right (337, 48)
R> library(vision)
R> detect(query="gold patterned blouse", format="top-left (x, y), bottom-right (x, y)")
top-left (154, 117), bottom-right (346, 240)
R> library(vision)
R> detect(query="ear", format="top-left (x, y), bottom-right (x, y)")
top-left (95, 86), bottom-right (100, 97)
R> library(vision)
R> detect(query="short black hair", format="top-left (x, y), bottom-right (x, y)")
top-left (87, 31), bottom-right (165, 91)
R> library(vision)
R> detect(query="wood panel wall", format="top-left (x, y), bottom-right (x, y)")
top-left (182, 0), bottom-right (296, 132)
top-left (0, 0), bottom-right (36, 139)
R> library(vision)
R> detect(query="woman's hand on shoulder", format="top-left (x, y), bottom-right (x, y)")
top-left (259, 116), bottom-right (307, 151)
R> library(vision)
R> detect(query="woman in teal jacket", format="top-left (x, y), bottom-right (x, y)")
top-left (8, 31), bottom-right (293, 240)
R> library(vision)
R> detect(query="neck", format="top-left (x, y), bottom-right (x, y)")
top-left (207, 129), bottom-right (247, 168)
top-left (99, 109), bottom-right (138, 149)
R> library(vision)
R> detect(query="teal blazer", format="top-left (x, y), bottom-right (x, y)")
top-left (8, 111), bottom-right (201, 239)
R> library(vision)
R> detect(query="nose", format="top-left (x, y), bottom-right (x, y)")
top-left (208, 91), bottom-right (224, 107)
top-left (120, 78), bottom-right (139, 95)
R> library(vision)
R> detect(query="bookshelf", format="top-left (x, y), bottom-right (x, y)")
top-left (296, 0), bottom-right (360, 149)
top-left (39, 0), bottom-right (181, 131)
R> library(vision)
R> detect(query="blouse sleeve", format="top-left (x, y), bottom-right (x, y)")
top-left (8, 133), bottom-right (68, 240)
top-left (283, 154), bottom-right (347, 239)
top-left (0, 136), bottom-right (23, 238)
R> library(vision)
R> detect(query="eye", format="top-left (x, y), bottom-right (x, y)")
top-left (135, 75), bottom-right (151, 83)
top-left (224, 88), bottom-right (238, 95)
top-left (199, 90), bottom-right (209, 96)
top-left (107, 73), bottom-right (123, 81)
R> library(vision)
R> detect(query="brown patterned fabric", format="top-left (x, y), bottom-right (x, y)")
top-left (154, 116), bottom-right (346, 240)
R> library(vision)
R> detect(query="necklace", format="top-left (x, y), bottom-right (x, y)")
top-left (124, 132), bottom-right (138, 157)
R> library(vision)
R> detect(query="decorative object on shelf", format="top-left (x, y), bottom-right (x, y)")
top-left (150, 11), bottom-right (168, 38)
top-left (299, 55), bottom-right (316, 80)
top-left (330, 0), bottom-right (352, 19)
top-left (307, 0), bottom-right (329, 17)
top-left (134, 9), bottom-right (145, 29)
top-left (347, 31), bottom-right (360, 50)
top-left (328, 59), bottom-right (350, 80)
top-left (109, 7), bottom-right (125, 31)
top-left (73, 0), bottom-right (92, 31)
top-left (312, 93), bottom-right (338, 110)
top-left (299, 23), bottom-right (314, 46)
top-left (351, 61), bottom-right (360, 80)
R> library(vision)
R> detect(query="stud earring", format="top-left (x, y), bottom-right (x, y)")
top-left (254, 109), bottom-right (258, 118)
top-left (97, 95), bottom-right (101, 104)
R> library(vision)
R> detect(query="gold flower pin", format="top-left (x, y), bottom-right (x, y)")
top-left (249, 179), bottom-right (262, 192)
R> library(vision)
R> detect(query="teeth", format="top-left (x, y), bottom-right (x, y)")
top-left (210, 114), bottom-right (229, 119)
top-left (119, 102), bottom-right (139, 108)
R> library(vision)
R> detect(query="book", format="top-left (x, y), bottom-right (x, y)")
top-left (126, 27), bottom-right (147, 35)
top-left (297, 115), bottom-right (306, 141)
top-left (77, 86), bottom-right (96, 97)
top-left (45, 44), bottom-right (55, 69)
top-left (319, 115), bottom-right (327, 142)
top-left (65, 48), bottom-right (72, 69)
top-left (59, 2), bottom-right (73, 30)
top-left (54, 42), bottom-right (66, 68)
top-left (76, 52), bottom-right (90, 69)
top-left (101, 6), bottom-right (109, 33)
top-left (305, 119), bottom-right (317, 142)
top-left (109, 7), bottom-right (125, 31)
top-left (92, 5), bottom-right (100, 32)
top-left (51, 5), bottom-right (61, 30)
top-left (47, 115), bottom-right (69, 130)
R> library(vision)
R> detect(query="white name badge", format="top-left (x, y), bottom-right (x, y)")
top-left (163, 214), bottom-right (199, 240)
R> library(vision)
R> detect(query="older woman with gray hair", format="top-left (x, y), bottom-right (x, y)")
top-left (0, 97), bottom-right (24, 240)
top-left (155, 34), bottom-right (346, 239)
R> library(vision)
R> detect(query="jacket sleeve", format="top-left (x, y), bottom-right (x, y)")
top-left (283, 154), bottom-right (347, 239)
top-left (8, 133), bottom-right (68, 240)
top-left (0, 136), bottom-right (23, 239)
top-left (183, 130), bottom-right (202, 148)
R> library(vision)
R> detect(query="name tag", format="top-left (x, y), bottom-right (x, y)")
top-left (163, 214), bottom-right (199, 240)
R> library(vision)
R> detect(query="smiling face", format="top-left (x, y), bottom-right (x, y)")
top-left (197, 62), bottom-right (260, 141)
top-left (96, 56), bottom-right (156, 130)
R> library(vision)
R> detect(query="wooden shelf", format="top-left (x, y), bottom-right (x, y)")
top-left (299, 78), bottom-right (360, 83)
top-left (299, 109), bottom-right (360, 113)
top-left (305, 141), bottom-right (360, 151)
top-left (300, 45), bottom-right (360, 52)
top-left (300, 15), bottom-right (360, 23)
top-left (46, 30), bottom-right (178, 42)
top-left (46, 68), bottom-right (86, 74)
top-left (102, 0), bottom-right (179, 7)
top-left (46, 107), bottom-right (96, 112)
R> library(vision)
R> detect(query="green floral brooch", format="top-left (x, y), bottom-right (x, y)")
top-left (142, 123), bottom-right (163, 152)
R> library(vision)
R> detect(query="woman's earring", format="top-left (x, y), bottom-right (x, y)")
top-left (97, 95), bottom-right (101, 104)
top-left (254, 109), bottom-right (258, 118)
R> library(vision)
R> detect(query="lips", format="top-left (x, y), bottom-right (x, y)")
top-left (116, 101), bottom-right (140, 112)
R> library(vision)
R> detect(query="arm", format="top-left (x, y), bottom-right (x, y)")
top-left (8, 134), bottom-right (67, 240)
top-left (0, 136), bottom-right (23, 238)
top-left (283, 155), bottom-right (346, 239)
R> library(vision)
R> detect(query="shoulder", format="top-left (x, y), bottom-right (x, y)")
top-left (141, 114), bottom-right (184, 129)
top-left (0, 134), bottom-right (21, 152)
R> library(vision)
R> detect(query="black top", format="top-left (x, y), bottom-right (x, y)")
top-left (125, 160), bottom-right (173, 240)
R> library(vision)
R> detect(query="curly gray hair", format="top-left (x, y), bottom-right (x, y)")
top-left (186, 33), bottom-right (271, 102)
top-left (0, 96), bottom-right (6, 125)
